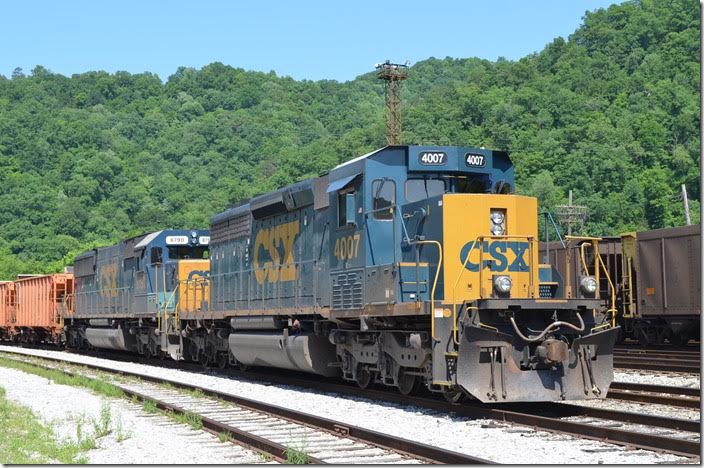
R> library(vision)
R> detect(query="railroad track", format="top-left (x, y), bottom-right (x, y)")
top-left (0, 350), bottom-right (490, 465)
top-left (608, 381), bottom-right (700, 409)
top-left (614, 347), bottom-right (700, 373)
top-left (0, 348), bottom-right (699, 460)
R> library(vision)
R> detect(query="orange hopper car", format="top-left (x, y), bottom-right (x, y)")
top-left (0, 281), bottom-right (16, 340)
top-left (10, 273), bottom-right (73, 344)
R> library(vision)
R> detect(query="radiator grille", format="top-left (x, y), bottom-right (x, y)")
top-left (332, 270), bottom-right (363, 310)
top-left (211, 214), bottom-right (252, 243)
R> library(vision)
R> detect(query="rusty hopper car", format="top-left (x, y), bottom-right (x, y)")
top-left (65, 229), bottom-right (210, 358)
top-left (202, 145), bottom-right (618, 403)
top-left (11, 273), bottom-right (73, 344)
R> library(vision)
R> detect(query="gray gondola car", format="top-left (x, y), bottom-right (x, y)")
top-left (540, 224), bottom-right (701, 346)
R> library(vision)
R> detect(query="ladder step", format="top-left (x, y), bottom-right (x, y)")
top-left (445, 352), bottom-right (459, 357)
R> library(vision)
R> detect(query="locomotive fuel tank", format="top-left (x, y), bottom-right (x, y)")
top-left (228, 331), bottom-right (338, 376)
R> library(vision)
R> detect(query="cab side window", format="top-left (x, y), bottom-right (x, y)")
top-left (150, 247), bottom-right (163, 265)
top-left (337, 190), bottom-right (356, 227)
top-left (372, 179), bottom-right (395, 220)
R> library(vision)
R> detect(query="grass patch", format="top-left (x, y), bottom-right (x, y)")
top-left (0, 356), bottom-right (124, 399)
top-left (217, 431), bottom-right (233, 443)
top-left (284, 431), bottom-right (309, 464)
top-left (188, 388), bottom-right (206, 399)
top-left (171, 411), bottom-right (203, 430)
top-left (0, 386), bottom-right (89, 464)
top-left (142, 400), bottom-right (158, 414)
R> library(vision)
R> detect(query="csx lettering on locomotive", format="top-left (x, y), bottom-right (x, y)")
top-left (459, 240), bottom-right (529, 272)
top-left (253, 220), bottom-right (300, 284)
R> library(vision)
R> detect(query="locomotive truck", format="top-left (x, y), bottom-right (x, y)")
top-left (63, 145), bottom-right (619, 403)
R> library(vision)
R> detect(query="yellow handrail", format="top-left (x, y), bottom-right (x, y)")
top-left (567, 235), bottom-right (617, 328)
top-left (414, 240), bottom-right (442, 342)
top-left (451, 234), bottom-right (537, 345)
top-left (596, 252), bottom-right (618, 327)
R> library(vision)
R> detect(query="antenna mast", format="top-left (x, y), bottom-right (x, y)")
top-left (375, 60), bottom-right (409, 145)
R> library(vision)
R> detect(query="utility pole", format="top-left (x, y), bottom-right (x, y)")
top-left (375, 60), bottom-right (409, 145)
top-left (681, 184), bottom-right (692, 225)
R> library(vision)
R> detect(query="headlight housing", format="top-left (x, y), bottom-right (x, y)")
top-left (493, 275), bottom-right (512, 294)
top-left (580, 276), bottom-right (598, 295)
top-left (490, 209), bottom-right (506, 236)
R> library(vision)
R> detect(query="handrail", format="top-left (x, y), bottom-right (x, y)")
top-left (566, 235), bottom-right (617, 327)
top-left (412, 240), bottom-right (443, 342)
top-left (451, 234), bottom-right (538, 345)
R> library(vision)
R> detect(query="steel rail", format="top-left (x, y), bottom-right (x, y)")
top-left (613, 357), bottom-right (700, 373)
top-left (0, 350), bottom-right (492, 465)
top-left (610, 381), bottom-right (701, 397)
top-left (607, 388), bottom-right (700, 409)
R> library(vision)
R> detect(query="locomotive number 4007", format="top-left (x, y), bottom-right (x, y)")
top-left (334, 233), bottom-right (361, 261)
top-left (418, 151), bottom-right (447, 165)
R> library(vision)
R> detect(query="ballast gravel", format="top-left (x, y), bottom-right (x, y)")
top-left (0, 346), bottom-right (697, 465)
top-left (0, 365), bottom-right (269, 464)
top-left (614, 369), bottom-right (700, 389)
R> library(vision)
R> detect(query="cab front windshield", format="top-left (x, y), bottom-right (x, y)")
top-left (405, 174), bottom-right (495, 203)
top-left (168, 246), bottom-right (209, 260)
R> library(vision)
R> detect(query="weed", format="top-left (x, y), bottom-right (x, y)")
top-left (142, 400), bottom-right (158, 414)
top-left (188, 388), bottom-right (206, 399)
top-left (284, 430), bottom-right (309, 464)
top-left (172, 411), bottom-right (203, 430)
top-left (114, 413), bottom-right (131, 442)
top-left (217, 431), bottom-right (233, 443)
top-left (92, 401), bottom-right (112, 438)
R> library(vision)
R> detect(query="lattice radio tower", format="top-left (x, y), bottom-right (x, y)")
top-left (554, 190), bottom-right (588, 236)
top-left (375, 60), bottom-right (409, 145)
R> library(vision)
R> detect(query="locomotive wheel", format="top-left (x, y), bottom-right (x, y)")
top-left (199, 349), bottom-right (210, 367)
top-left (216, 352), bottom-right (228, 370)
top-left (442, 387), bottom-right (466, 404)
top-left (397, 370), bottom-right (419, 396)
top-left (355, 366), bottom-right (374, 389)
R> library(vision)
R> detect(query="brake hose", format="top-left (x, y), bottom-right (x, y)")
top-left (509, 312), bottom-right (585, 343)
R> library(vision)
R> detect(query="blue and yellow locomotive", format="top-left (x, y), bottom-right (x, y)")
top-left (67, 145), bottom-right (618, 402)
top-left (204, 145), bottom-right (618, 402)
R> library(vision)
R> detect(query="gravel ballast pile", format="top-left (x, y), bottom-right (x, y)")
top-left (0, 346), bottom-right (697, 464)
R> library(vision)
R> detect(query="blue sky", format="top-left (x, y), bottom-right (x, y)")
top-left (2, 1), bottom-right (623, 82)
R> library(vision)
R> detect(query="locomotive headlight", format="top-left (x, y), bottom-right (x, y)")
top-left (493, 275), bottom-right (512, 294)
top-left (490, 211), bottom-right (505, 225)
top-left (490, 209), bottom-right (506, 236)
top-left (580, 276), bottom-right (598, 295)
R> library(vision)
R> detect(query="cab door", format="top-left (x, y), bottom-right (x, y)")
top-left (364, 177), bottom-right (398, 305)
top-left (329, 178), bottom-right (365, 310)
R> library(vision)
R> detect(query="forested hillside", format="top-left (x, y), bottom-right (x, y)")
top-left (0, 0), bottom-right (699, 278)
